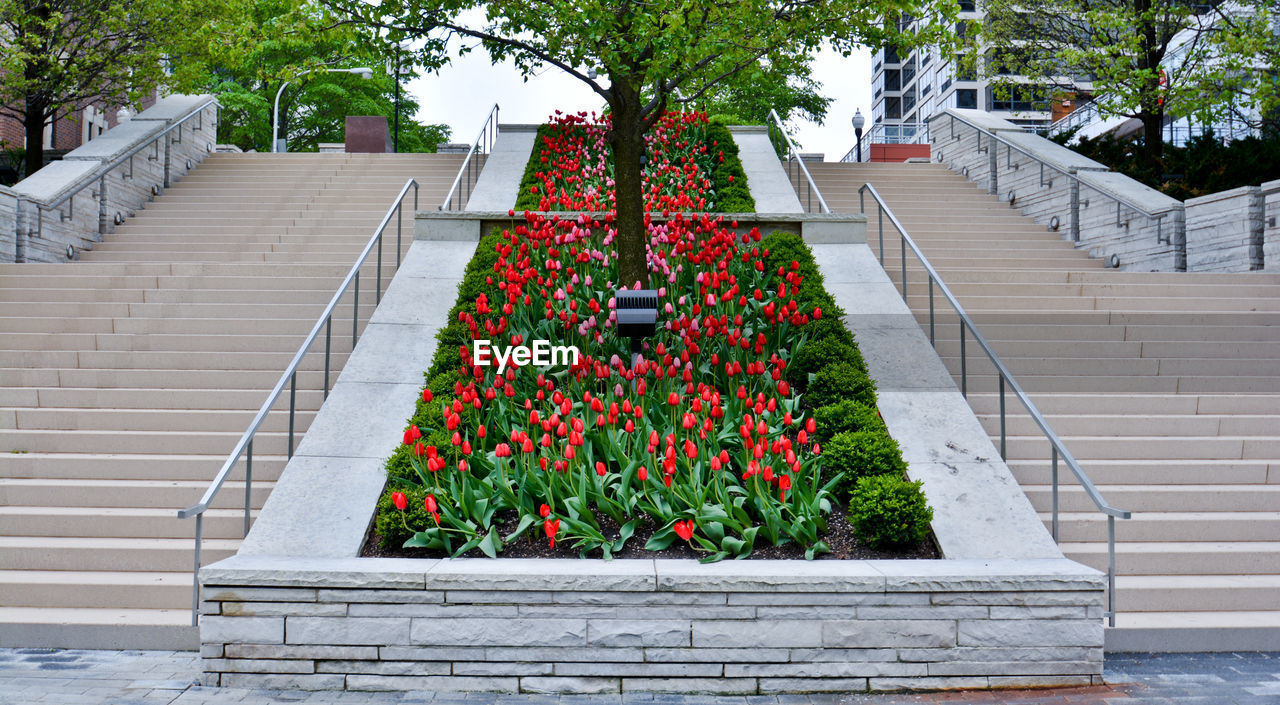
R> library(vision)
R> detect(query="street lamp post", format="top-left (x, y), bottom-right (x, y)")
top-left (853, 109), bottom-right (866, 163)
top-left (272, 67), bottom-right (373, 153)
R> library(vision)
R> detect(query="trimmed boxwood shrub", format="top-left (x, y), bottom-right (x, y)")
top-left (813, 399), bottom-right (884, 442)
top-left (375, 486), bottom-right (439, 550)
top-left (848, 474), bottom-right (933, 550)
top-left (821, 429), bottom-right (908, 502)
top-left (807, 361), bottom-right (877, 410)
top-left (788, 336), bottom-right (868, 390)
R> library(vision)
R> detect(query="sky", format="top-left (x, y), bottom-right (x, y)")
top-left (405, 46), bottom-right (873, 163)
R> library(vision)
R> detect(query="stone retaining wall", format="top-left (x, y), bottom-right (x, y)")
top-left (1185, 186), bottom-right (1264, 272)
top-left (1263, 179), bottom-right (1280, 271)
top-left (7, 94), bottom-right (216, 262)
top-left (199, 557), bottom-right (1104, 694)
top-left (0, 186), bottom-right (15, 262)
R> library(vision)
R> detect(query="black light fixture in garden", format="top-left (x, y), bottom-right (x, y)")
top-left (853, 109), bottom-right (866, 162)
top-left (614, 289), bottom-right (659, 359)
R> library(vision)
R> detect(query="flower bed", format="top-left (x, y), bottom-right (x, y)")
top-left (514, 111), bottom-right (755, 213)
top-left (370, 112), bottom-right (931, 562)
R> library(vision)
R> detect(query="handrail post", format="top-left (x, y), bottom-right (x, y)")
top-left (396, 202), bottom-right (403, 267)
top-left (998, 374), bottom-right (1006, 459)
top-left (288, 371), bottom-right (297, 458)
top-left (243, 440), bottom-right (253, 536)
top-left (190, 514), bottom-right (203, 627)
top-left (878, 208), bottom-right (885, 266)
top-left (1051, 446), bottom-right (1060, 541)
top-left (900, 233), bottom-right (907, 299)
top-left (376, 230), bottom-right (383, 305)
top-left (928, 278), bottom-right (935, 345)
top-left (324, 316), bottom-right (332, 399)
top-left (960, 322), bottom-right (967, 397)
top-left (1107, 515), bottom-right (1117, 627)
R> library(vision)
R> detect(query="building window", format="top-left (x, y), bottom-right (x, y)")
top-left (941, 77), bottom-right (952, 93)
top-left (956, 89), bottom-right (977, 109)
top-left (989, 86), bottom-right (1049, 112)
top-left (922, 84), bottom-right (931, 98)
top-left (958, 0), bottom-right (975, 10)
top-left (885, 69), bottom-right (901, 91)
top-left (884, 46), bottom-right (900, 64)
top-left (886, 97), bottom-right (901, 120)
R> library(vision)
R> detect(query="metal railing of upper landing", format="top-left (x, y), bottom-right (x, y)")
top-left (440, 103), bottom-right (499, 210)
top-left (766, 109), bottom-right (831, 214)
top-left (857, 181), bottom-right (1131, 626)
top-left (177, 177), bottom-right (419, 625)
top-left (15, 97), bottom-right (219, 246)
top-left (941, 112), bottom-right (1185, 269)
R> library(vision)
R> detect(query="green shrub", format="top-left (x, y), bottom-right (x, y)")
top-left (813, 400), bottom-right (884, 441)
top-left (821, 429), bottom-right (907, 501)
top-left (788, 336), bottom-right (867, 389)
top-left (806, 361), bottom-right (876, 410)
top-left (848, 474), bottom-right (933, 550)
top-left (375, 486), bottom-right (440, 549)
top-left (803, 317), bottom-right (855, 348)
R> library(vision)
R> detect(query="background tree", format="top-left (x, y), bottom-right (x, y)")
top-left (169, 0), bottom-right (450, 153)
top-left (329, 0), bottom-right (957, 289)
top-left (693, 54), bottom-right (832, 126)
top-left (0, 0), bottom-right (231, 177)
top-left (969, 0), bottom-right (1268, 166)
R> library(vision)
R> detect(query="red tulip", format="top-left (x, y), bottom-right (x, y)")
top-left (638, 465), bottom-right (648, 482)
top-left (540, 503), bottom-right (551, 517)
top-left (673, 520), bottom-right (694, 541)
top-left (544, 518), bottom-right (560, 548)
top-left (392, 491), bottom-right (407, 511)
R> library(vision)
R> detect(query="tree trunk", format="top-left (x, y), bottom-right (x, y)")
top-left (608, 80), bottom-right (650, 291)
top-left (1141, 108), bottom-right (1164, 167)
top-left (24, 104), bottom-right (46, 178)
top-left (1134, 0), bottom-right (1163, 167)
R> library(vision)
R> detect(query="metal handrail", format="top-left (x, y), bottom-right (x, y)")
top-left (25, 97), bottom-right (219, 241)
top-left (858, 182), bottom-right (1130, 626)
top-left (178, 178), bottom-right (420, 625)
top-left (945, 112), bottom-right (1175, 223)
top-left (765, 108), bottom-right (830, 214)
top-left (440, 103), bottom-right (499, 210)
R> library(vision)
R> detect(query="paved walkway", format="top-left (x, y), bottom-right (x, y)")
top-left (0, 650), bottom-right (1277, 705)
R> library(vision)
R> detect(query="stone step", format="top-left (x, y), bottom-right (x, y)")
top-left (1113, 575), bottom-right (1280, 612)
top-left (0, 452), bottom-right (285, 481)
top-left (0, 478), bottom-right (274, 509)
top-left (15, 387), bottom-right (326, 411)
top-left (978, 413), bottom-right (1278, 437)
top-left (0, 367), bottom-right (335, 389)
top-left (0, 507), bottom-right (257, 540)
top-left (1044, 511), bottom-right (1280, 542)
top-left (1062, 541), bottom-right (1280, 575)
top-left (3, 407), bottom-right (318, 433)
top-left (0, 427), bottom-right (299, 455)
top-left (0, 571), bottom-right (193, 610)
top-left (1023, 484), bottom-right (1280, 512)
top-left (1005, 459), bottom-right (1275, 486)
top-left (1006, 436), bottom-right (1277, 461)
top-left (0, 606), bottom-right (198, 650)
top-left (0, 536), bottom-right (239, 572)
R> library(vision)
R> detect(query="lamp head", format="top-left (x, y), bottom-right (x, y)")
top-left (852, 109), bottom-right (866, 131)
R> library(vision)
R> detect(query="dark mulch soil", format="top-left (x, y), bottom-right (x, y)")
top-left (361, 505), bottom-right (938, 561)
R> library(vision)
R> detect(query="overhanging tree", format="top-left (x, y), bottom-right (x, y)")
top-left (169, 0), bottom-right (451, 153)
top-left (0, 0), bottom-right (231, 177)
top-left (328, 0), bottom-right (957, 289)
top-left (970, 0), bottom-right (1270, 166)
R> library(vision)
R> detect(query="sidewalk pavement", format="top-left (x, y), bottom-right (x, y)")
top-left (0, 649), bottom-right (1276, 705)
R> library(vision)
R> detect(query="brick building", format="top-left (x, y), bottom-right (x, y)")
top-left (1, 95), bottom-right (157, 175)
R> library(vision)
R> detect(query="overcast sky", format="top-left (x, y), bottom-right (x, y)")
top-left (405, 46), bottom-right (872, 162)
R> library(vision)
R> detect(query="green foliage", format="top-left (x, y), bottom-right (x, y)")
top-left (168, 0), bottom-right (449, 153)
top-left (968, 0), bottom-right (1279, 163)
top-left (788, 336), bottom-right (867, 390)
top-left (821, 430), bottom-right (907, 502)
top-left (695, 54), bottom-right (831, 126)
top-left (807, 362), bottom-right (877, 410)
top-left (813, 399), bottom-right (884, 442)
top-left (375, 485), bottom-right (438, 549)
top-left (1066, 131), bottom-right (1280, 200)
top-left (848, 474), bottom-right (933, 550)
top-left (705, 122), bottom-right (755, 213)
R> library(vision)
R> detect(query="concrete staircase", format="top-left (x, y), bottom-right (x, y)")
top-left (0, 152), bottom-right (467, 649)
top-left (808, 161), bottom-right (1280, 650)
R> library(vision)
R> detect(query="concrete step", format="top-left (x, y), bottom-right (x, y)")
top-left (0, 606), bottom-right (198, 650)
top-left (1063, 541), bottom-right (1280, 575)
top-left (1024, 484), bottom-right (1280, 512)
top-left (1114, 575), bottom-right (1280, 613)
top-left (0, 427), bottom-right (299, 455)
top-left (1044, 511), bottom-right (1280, 542)
top-left (0, 536), bottom-right (239, 571)
top-left (0, 571), bottom-right (193, 610)
top-left (1006, 459), bottom-right (1275, 486)
top-left (0, 452), bottom-right (285, 481)
top-left (0, 506), bottom-right (256, 539)
top-left (3, 407), bottom-right (317, 433)
top-left (0, 478), bottom-right (275, 509)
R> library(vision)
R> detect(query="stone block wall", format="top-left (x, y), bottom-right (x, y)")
top-left (1185, 186), bottom-right (1264, 272)
top-left (929, 109), bottom-right (1196, 272)
top-left (1076, 172), bottom-right (1184, 272)
top-left (0, 186), bottom-right (15, 262)
top-left (5, 95), bottom-right (216, 262)
top-left (1263, 179), bottom-right (1280, 271)
top-left (199, 557), bottom-right (1105, 694)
